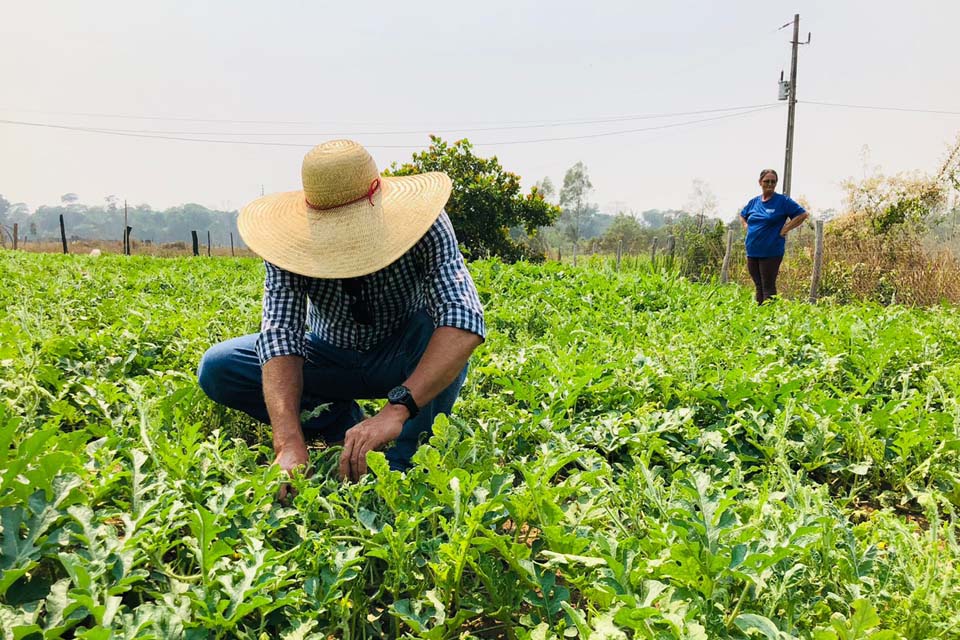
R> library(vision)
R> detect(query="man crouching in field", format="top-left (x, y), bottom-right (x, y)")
top-left (197, 140), bottom-right (485, 492)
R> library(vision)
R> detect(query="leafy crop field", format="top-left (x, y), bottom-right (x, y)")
top-left (2, 252), bottom-right (959, 639)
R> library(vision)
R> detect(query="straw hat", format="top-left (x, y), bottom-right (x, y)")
top-left (238, 140), bottom-right (452, 278)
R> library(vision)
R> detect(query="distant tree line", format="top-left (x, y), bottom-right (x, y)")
top-left (1, 139), bottom-right (737, 263)
top-left (0, 194), bottom-right (241, 245)
top-left (521, 161), bottom-right (729, 258)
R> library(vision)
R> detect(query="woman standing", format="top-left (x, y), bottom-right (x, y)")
top-left (739, 169), bottom-right (809, 303)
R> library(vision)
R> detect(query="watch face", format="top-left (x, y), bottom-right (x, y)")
top-left (388, 386), bottom-right (407, 403)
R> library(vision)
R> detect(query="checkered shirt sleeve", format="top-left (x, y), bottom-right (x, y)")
top-left (254, 262), bottom-right (309, 365)
top-left (423, 212), bottom-right (486, 340)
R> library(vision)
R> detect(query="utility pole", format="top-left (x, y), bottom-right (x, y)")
top-left (780, 14), bottom-right (810, 197)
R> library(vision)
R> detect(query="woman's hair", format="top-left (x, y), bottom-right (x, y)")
top-left (759, 169), bottom-right (779, 182)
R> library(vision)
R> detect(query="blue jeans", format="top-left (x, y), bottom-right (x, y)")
top-left (197, 311), bottom-right (467, 471)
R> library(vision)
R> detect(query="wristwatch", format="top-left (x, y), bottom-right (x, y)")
top-left (387, 385), bottom-right (419, 419)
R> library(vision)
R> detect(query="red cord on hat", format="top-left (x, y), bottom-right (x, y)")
top-left (306, 178), bottom-right (381, 211)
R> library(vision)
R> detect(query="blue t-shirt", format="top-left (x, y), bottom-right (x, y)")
top-left (740, 193), bottom-right (805, 258)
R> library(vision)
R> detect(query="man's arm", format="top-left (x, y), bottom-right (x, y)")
top-left (403, 326), bottom-right (484, 408)
top-left (255, 262), bottom-right (309, 494)
top-left (263, 355), bottom-right (308, 476)
top-left (338, 326), bottom-right (482, 481)
top-left (337, 212), bottom-right (485, 482)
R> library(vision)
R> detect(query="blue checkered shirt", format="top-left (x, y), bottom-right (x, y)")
top-left (254, 211), bottom-right (486, 365)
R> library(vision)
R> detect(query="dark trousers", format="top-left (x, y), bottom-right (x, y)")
top-left (196, 310), bottom-right (467, 471)
top-left (746, 256), bottom-right (784, 304)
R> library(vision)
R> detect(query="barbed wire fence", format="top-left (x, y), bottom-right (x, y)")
top-left (545, 215), bottom-right (960, 305)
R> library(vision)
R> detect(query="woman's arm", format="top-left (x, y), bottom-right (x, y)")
top-left (780, 212), bottom-right (809, 237)
top-left (739, 200), bottom-right (751, 231)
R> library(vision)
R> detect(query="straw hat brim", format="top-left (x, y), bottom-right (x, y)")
top-left (238, 172), bottom-right (452, 278)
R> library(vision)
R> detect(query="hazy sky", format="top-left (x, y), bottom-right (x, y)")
top-left (2, 1), bottom-right (958, 218)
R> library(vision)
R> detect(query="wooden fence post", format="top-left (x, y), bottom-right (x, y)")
top-left (230, 232), bottom-right (235, 257)
top-left (191, 230), bottom-right (199, 256)
top-left (616, 240), bottom-right (623, 272)
top-left (59, 215), bottom-right (68, 254)
top-left (207, 231), bottom-right (212, 257)
top-left (809, 219), bottom-right (824, 303)
top-left (557, 247), bottom-right (561, 262)
top-left (12, 223), bottom-right (18, 250)
top-left (720, 229), bottom-right (735, 283)
top-left (572, 241), bottom-right (578, 267)
top-left (123, 200), bottom-right (129, 255)
top-left (665, 235), bottom-right (675, 269)
top-left (650, 237), bottom-right (659, 267)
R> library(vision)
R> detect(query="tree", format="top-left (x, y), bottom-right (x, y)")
top-left (559, 162), bottom-right (594, 244)
top-left (640, 209), bottom-right (666, 229)
top-left (386, 136), bottom-right (560, 261)
top-left (600, 212), bottom-right (647, 253)
top-left (533, 177), bottom-right (556, 204)
top-left (841, 170), bottom-right (946, 236)
top-left (676, 217), bottom-right (726, 281)
top-left (60, 193), bottom-right (80, 205)
top-left (838, 136), bottom-right (959, 237)
top-left (685, 178), bottom-right (718, 232)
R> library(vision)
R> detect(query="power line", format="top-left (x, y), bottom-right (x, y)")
top-left (0, 108), bottom-right (346, 126)
top-left (0, 19), bottom-right (793, 133)
top-left (801, 100), bottom-right (960, 116)
top-left (4, 104), bottom-right (779, 137)
top-left (0, 105), bottom-right (782, 148)
top-left (0, 103), bottom-right (780, 133)
top-left (0, 119), bottom-right (310, 148)
top-left (475, 105), bottom-right (782, 146)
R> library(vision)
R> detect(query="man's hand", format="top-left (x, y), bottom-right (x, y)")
top-left (274, 437), bottom-right (309, 502)
top-left (339, 406), bottom-right (406, 482)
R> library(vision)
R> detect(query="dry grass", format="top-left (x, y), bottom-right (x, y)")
top-left (728, 216), bottom-right (960, 305)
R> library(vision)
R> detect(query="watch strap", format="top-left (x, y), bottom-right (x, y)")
top-left (388, 385), bottom-right (419, 419)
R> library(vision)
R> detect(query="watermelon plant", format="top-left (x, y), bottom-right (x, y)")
top-left (1, 252), bottom-right (958, 638)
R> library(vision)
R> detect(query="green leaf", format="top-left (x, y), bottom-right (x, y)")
top-left (613, 605), bottom-right (661, 630)
top-left (559, 601), bottom-right (591, 638)
top-left (357, 507), bottom-right (379, 534)
top-left (540, 550), bottom-right (607, 567)
top-left (590, 610), bottom-right (628, 639)
top-left (735, 613), bottom-right (782, 640)
top-left (281, 620), bottom-right (319, 640)
top-left (186, 505), bottom-right (232, 577)
top-left (0, 489), bottom-right (70, 598)
top-left (847, 462), bottom-right (872, 476)
top-left (390, 598), bottom-right (430, 633)
top-left (847, 599), bottom-right (881, 635)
